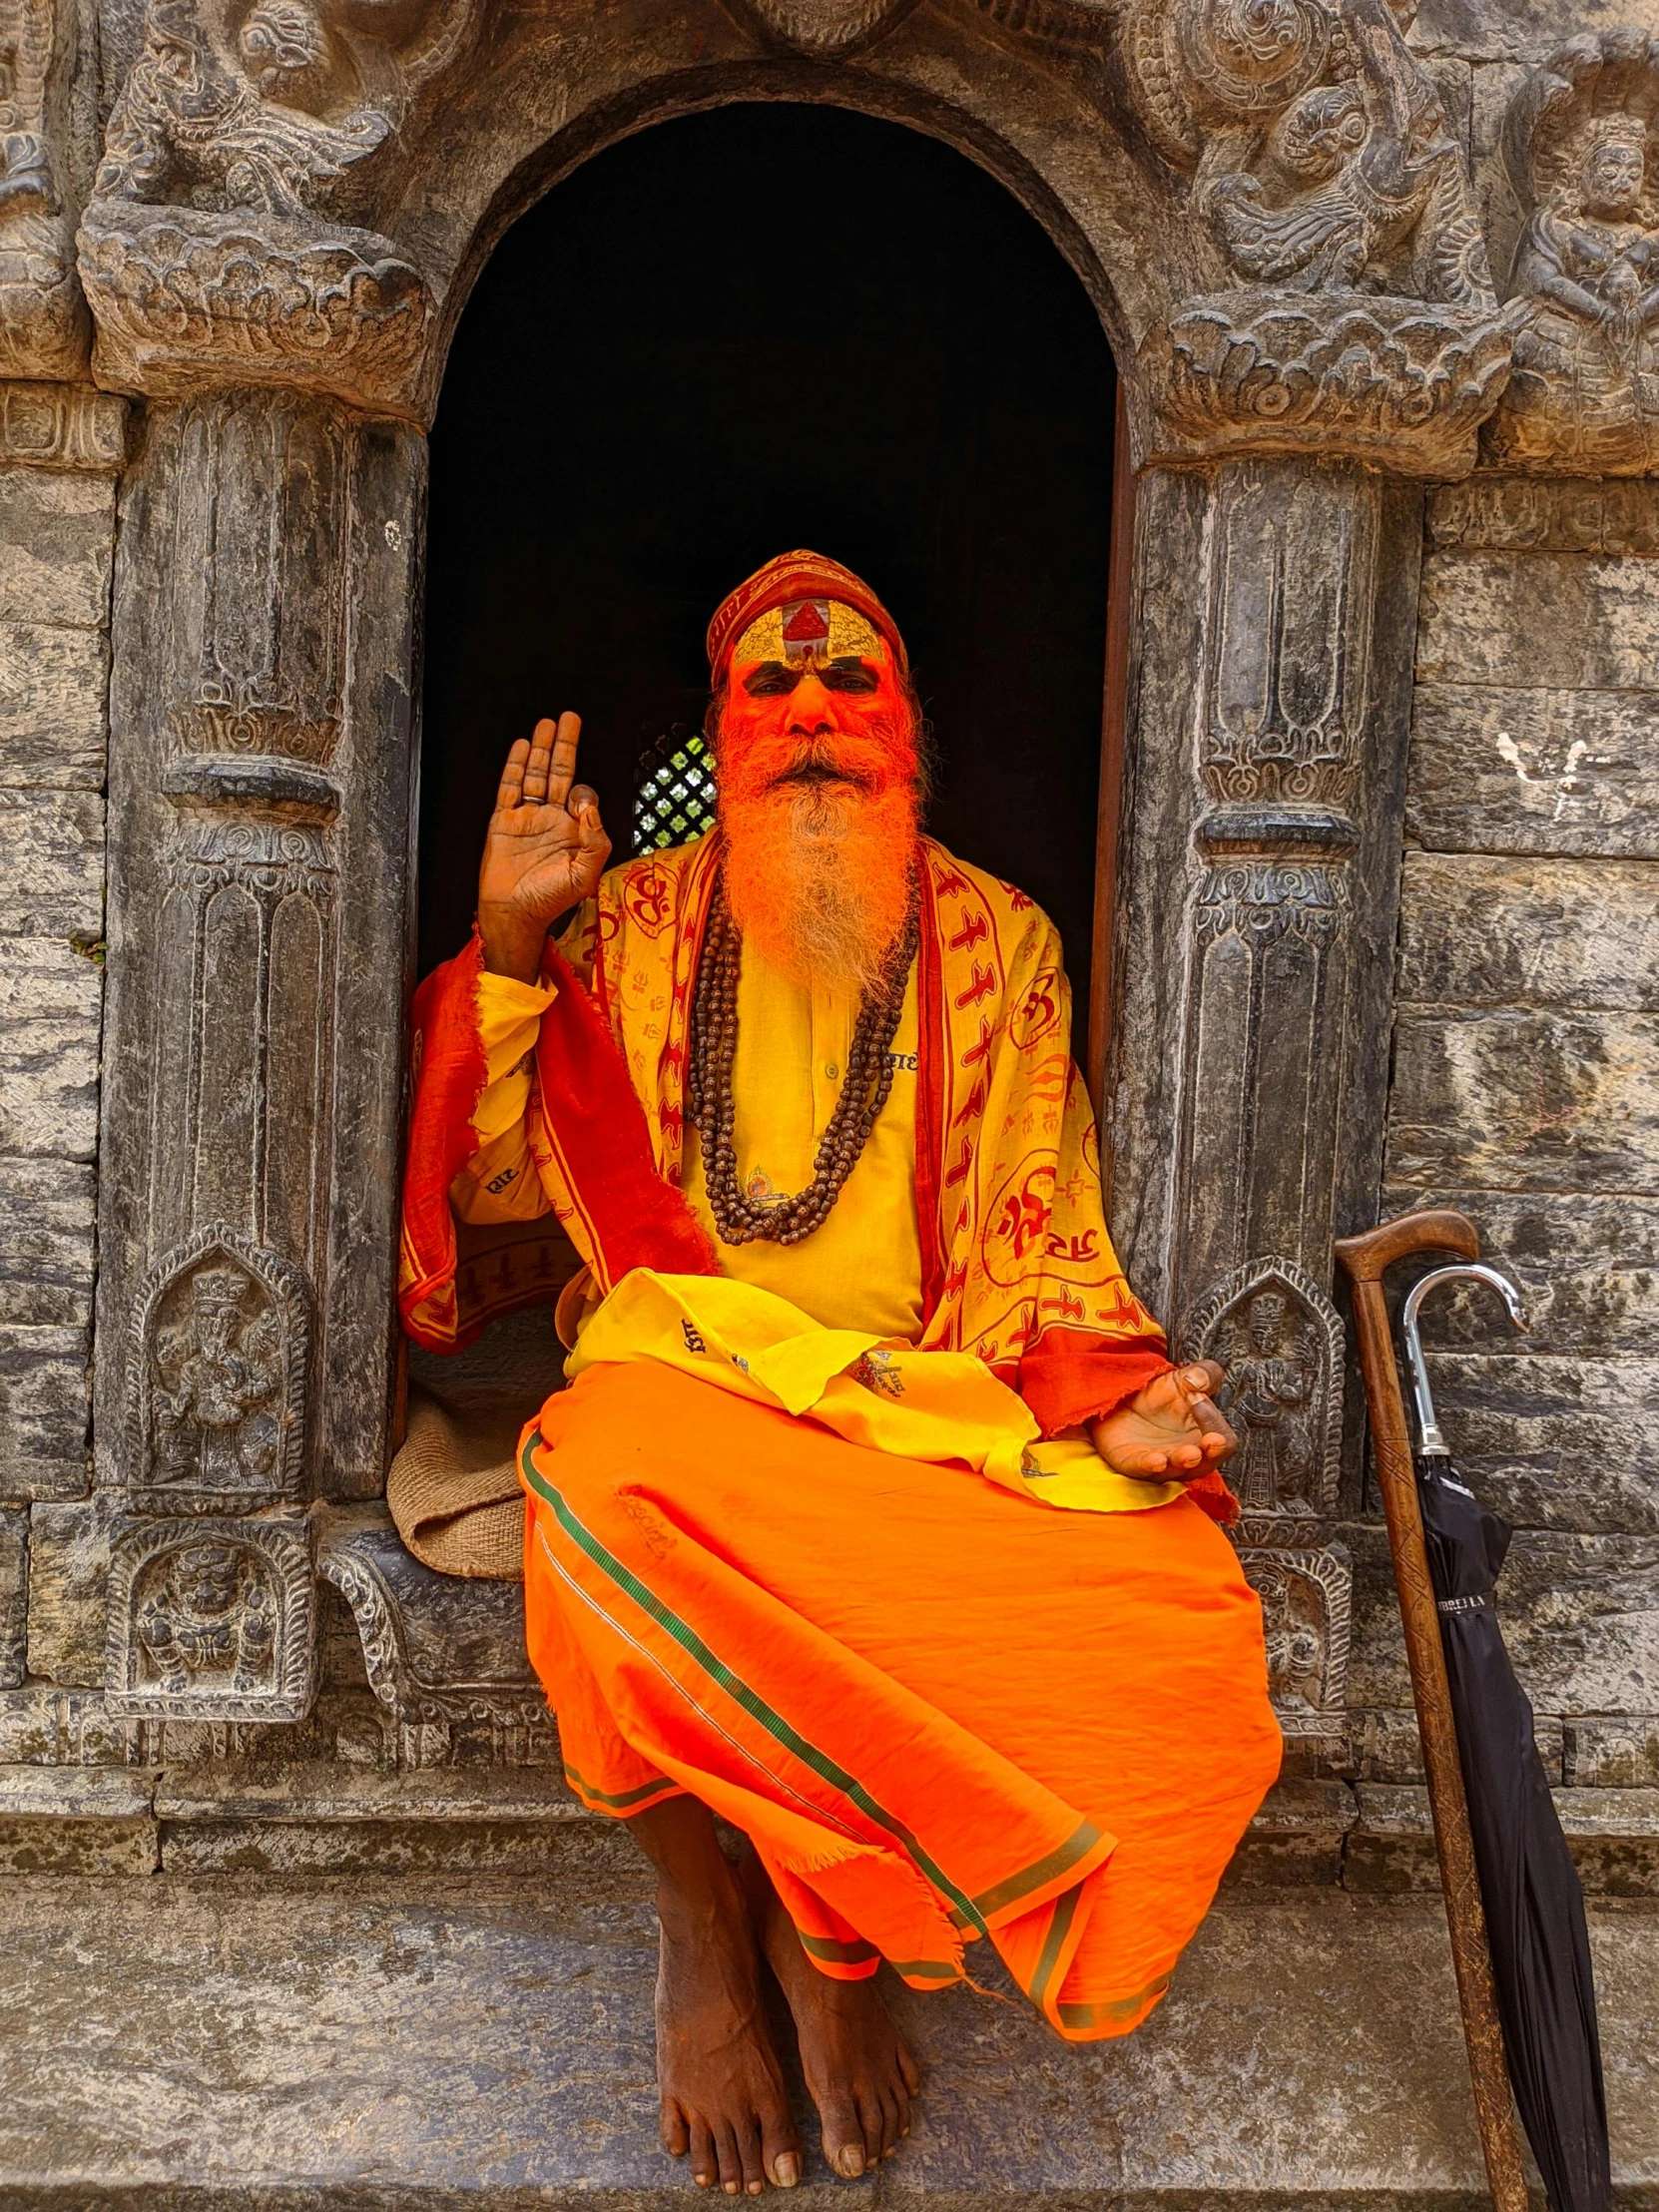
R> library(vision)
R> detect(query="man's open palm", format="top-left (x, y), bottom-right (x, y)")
top-left (478, 713), bottom-right (611, 981)
top-left (1091, 1362), bottom-right (1237, 1481)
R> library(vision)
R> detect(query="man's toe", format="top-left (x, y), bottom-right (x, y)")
top-left (822, 2099), bottom-right (866, 2178)
top-left (760, 2100), bottom-right (802, 2187)
top-left (661, 2097), bottom-right (691, 2157)
top-left (690, 2118), bottom-right (717, 2187)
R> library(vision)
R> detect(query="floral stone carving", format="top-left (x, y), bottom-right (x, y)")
top-left (106, 1513), bottom-right (315, 1719)
top-left (0, 0), bottom-right (89, 378)
top-left (1140, 290), bottom-right (1511, 473)
top-left (126, 1226), bottom-right (310, 1511)
top-left (1489, 32), bottom-right (1659, 476)
top-left (1125, 0), bottom-right (1507, 471)
top-left (78, 194), bottom-right (432, 414)
top-left (1180, 1256), bottom-right (1343, 1519)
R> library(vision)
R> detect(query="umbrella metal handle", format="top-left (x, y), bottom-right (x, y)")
top-left (1336, 1212), bottom-right (1531, 2212)
top-left (1400, 1265), bottom-right (1529, 1457)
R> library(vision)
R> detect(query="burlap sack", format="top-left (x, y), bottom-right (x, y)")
top-left (386, 1383), bottom-right (529, 1580)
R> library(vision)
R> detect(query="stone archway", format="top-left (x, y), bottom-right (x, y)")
top-left (72, 0), bottom-right (1511, 1731)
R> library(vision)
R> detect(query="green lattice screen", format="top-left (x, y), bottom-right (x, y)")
top-left (632, 727), bottom-right (718, 855)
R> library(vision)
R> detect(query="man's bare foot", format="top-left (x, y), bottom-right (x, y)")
top-left (631, 1799), bottom-right (803, 2194)
top-left (742, 1854), bottom-right (922, 2178)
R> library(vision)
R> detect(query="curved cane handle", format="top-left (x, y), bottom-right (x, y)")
top-left (1334, 1208), bottom-right (1479, 1285)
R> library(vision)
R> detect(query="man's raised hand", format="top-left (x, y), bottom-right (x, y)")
top-left (1088, 1361), bottom-right (1238, 1482)
top-left (477, 713), bottom-right (611, 982)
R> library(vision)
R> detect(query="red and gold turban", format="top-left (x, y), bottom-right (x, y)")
top-left (706, 550), bottom-right (908, 685)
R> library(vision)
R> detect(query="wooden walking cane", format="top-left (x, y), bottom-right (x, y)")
top-left (1335, 1210), bottom-right (1529, 2212)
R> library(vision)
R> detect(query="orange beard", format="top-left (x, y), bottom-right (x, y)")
top-left (717, 682), bottom-right (920, 996)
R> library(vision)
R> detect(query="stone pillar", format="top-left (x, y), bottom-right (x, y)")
top-left (1106, 450), bottom-right (1433, 1748)
top-left (94, 387), bottom-right (422, 1720)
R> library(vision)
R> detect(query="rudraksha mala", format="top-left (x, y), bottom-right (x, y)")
top-left (686, 873), bottom-right (920, 1246)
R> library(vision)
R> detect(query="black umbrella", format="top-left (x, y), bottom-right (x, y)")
top-left (1400, 1264), bottom-right (1612, 2212)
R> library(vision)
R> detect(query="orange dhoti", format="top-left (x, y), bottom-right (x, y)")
top-left (521, 1360), bottom-right (1282, 2042)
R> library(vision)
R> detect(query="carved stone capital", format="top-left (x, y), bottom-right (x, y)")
top-left (105, 1510), bottom-right (316, 1720)
top-left (78, 202), bottom-right (433, 417)
top-left (1141, 291), bottom-right (1511, 476)
top-left (1486, 32), bottom-right (1659, 476)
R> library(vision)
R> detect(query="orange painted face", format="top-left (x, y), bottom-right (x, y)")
top-left (715, 597), bottom-right (919, 808)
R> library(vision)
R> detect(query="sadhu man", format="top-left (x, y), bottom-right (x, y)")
top-left (400, 552), bottom-right (1280, 2195)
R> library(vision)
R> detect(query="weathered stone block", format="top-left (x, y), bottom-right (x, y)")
top-left (1408, 0), bottom-right (1625, 65)
top-left (1346, 1782), bottom-right (1659, 1897)
top-left (1408, 685), bottom-right (1659, 859)
top-left (0, 1510), bottom-right (23, 1690)
top-left (0, 935), bottom-right (101, 1161)
top-left (1398, 853), bottom-right (1659, 1011)
top-left (0, 1326), bottom-right (89, 1502)
top-left (1566, 1715), bottom-right (1659, 1788)
top-left (1346, 1705), bottom-right (1567, 1786)
top-left (0, 622), bottom-right (108, 789)
top-left (0, 789), bottom-right (104, 934)
top-left (0, 473), bottom-right (115, 629)
top-left (1387, 1009), bottom-right (1659, 1193)
top-left (1417, 551), bottom-right (1659, 691)
top-left (1414, 1354), bottom-right (1659, 1534)
top-left (25, 1496), bottom-right (119, 1688)
top-left (0, 1159), bottom-right (95, 1330)
top-left (0, 1767), bottom-right (158, 1876)
top-left (1348, 1523), bottom-right (1659, 1717)
top-left (0, 1689), bottom-right (151, 1767)
top-left (1223, 1779), bottom-right (1356, 1889)
top-left (1380, 1189), bottom-right (1659, 1360)
top-left (1429, 474), bottom-right (1659, 554)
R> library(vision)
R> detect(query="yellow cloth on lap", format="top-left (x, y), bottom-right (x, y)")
top-left (567, 1271), bottom-right (1184, 1515)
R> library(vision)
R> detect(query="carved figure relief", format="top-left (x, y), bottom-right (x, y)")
top-left (94, 0), bottom-right (469, 217)
top-left (0, 0), bottom-right (88, 376)
top-left (127, 1227), bottom-right (309, 1508)
top-left (1242, 1545), bottom-right (1351, 1735)
top-left (1126, 0), bottom-right (1508, 472)
top-left (1490, 33), bottom-right (1659, 475)
top-left (106, 1513), bottom-right (315, 1718)
top-left (78, 0), bottom-right (465, 410)
top-left (1181, 1257), bottom-right (1344, 1516)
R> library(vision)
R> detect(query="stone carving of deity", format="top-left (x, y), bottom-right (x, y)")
top-left (1492, 36), bottom-right (1659, 473)
top-left (1216, 1288), bottom-right (1319, 1513)
top-left (135, 1541), bottom-right (276, 1694)
top-left (152, 1264), bottom-right (283, 1489)
top-left (1180, 0), bottom-right (1491, 303)
top-left (1251, 1563), bottom-right (1326, 1714)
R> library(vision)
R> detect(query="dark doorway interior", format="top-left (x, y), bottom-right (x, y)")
top-left (420, 104), bottom-right (1118, 1048)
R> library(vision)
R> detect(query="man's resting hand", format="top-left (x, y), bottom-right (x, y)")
top-left (1089, 1362), bottom-right (1237, 1482)
top-left (478, 713), bottom-right (611, 981)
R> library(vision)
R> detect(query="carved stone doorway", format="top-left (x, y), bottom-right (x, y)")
top-left (418, 104), bottom-right (1121, 1055)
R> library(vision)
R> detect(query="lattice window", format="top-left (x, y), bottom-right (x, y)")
top-left (632, 726), bottom-right (718, 855)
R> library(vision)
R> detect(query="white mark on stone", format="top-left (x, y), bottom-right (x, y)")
top-left (1493, 731), bottom-right (1595, 819)
top-left (384, 519), bottom-right (403, 551)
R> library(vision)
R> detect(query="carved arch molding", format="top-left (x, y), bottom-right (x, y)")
top-left (9, 0), bottom-right (1626, 1726)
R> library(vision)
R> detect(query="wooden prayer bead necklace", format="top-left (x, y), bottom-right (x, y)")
top-left (686, 875), bottom-right (920, 1247)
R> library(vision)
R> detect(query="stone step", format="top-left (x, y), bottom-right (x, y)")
top-left (4, 1763), bottom-right (1657, 1896)
top-left (0, 1875), bottom-right (1654, 2207)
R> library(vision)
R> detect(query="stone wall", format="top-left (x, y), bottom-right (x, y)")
top-left (1365, 475), bottom-right (1659, 1794)
top-left (0, 388), bottom-right (124, 1734)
